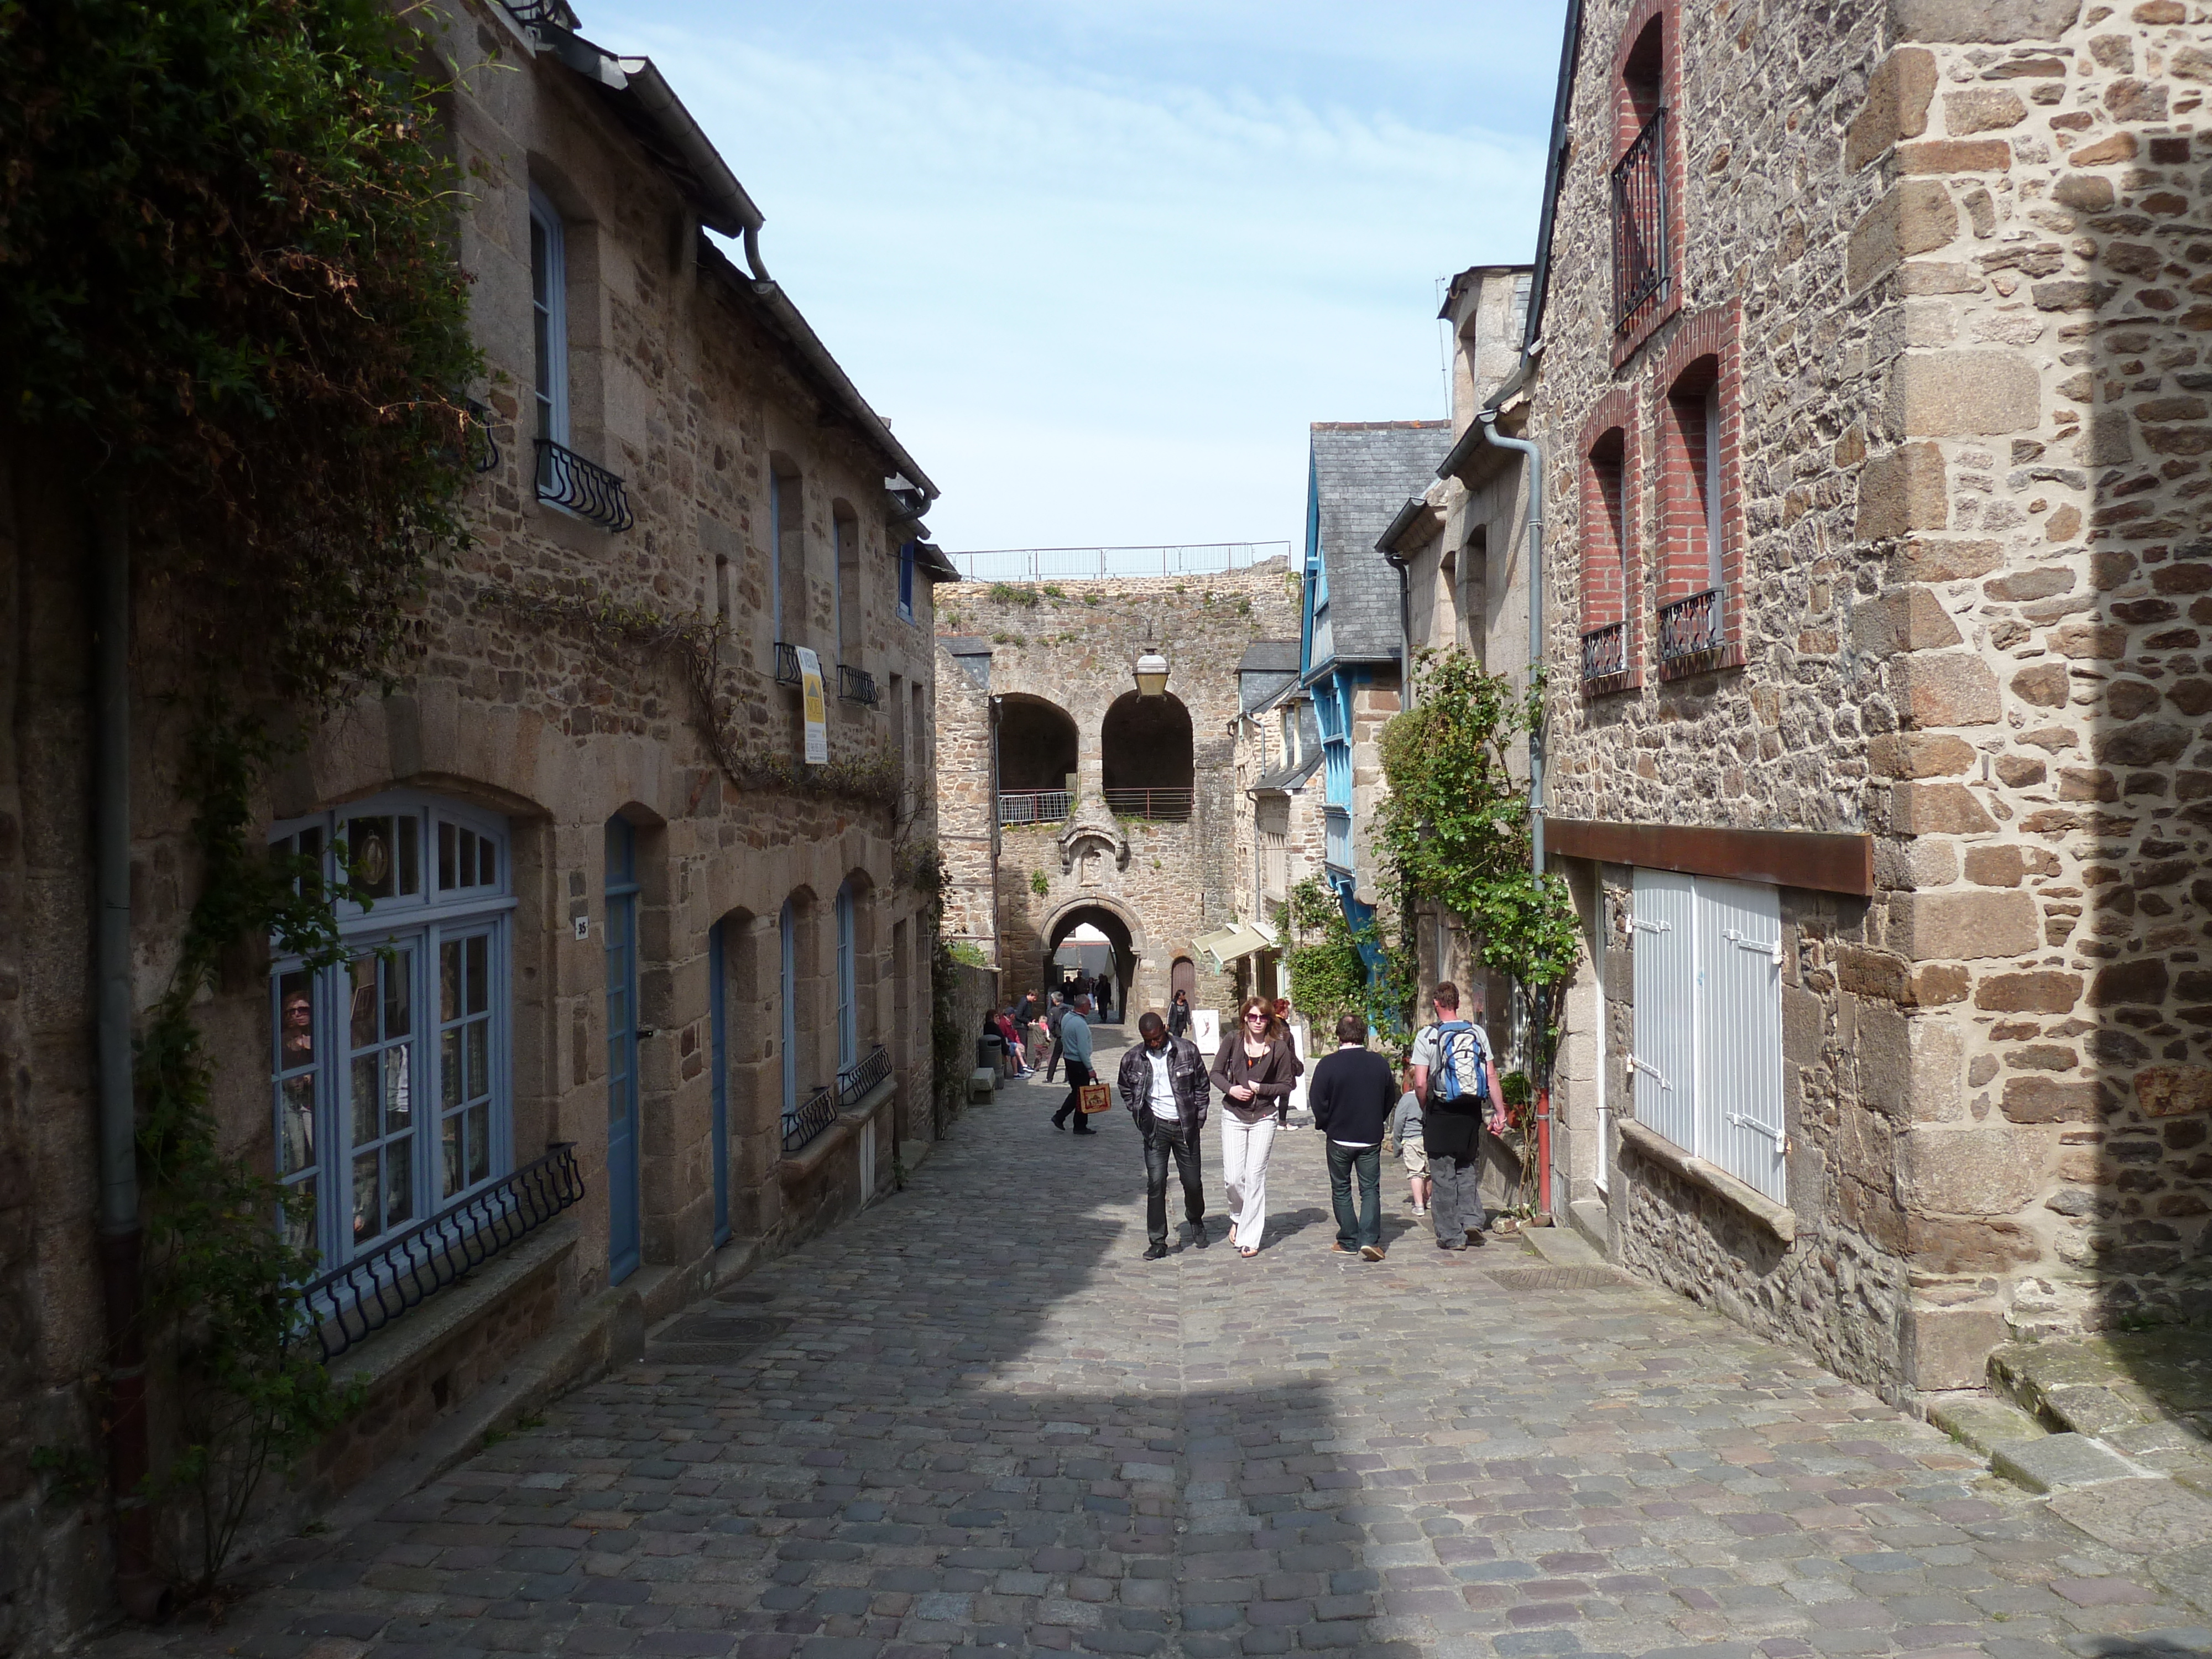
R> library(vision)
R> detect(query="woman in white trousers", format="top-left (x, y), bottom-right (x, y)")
top-left (1208, 997), bottom-right (1303, 1258)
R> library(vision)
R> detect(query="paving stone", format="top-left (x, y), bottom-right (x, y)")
top-left (1992, 1435), bottom-right (2142, 1495)
top-left (83, 1065), bottom-right (2202, 1659)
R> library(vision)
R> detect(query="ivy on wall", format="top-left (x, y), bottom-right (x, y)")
top-left (1375, 650), bottom-right (1582, 1086)
top-left (3, 0), bottom-right (483, 1598)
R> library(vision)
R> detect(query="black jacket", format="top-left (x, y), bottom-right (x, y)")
top-left (1308, 1046), bottom-right (1396, 1146)
top-left (1118, 1036), bottom-right (1212, 1135)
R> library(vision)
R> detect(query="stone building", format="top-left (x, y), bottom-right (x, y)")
top-left (1297, 422), bottom-right (1455, 933)
top-left (1492, 0), bottom-right (2212, 1401)
top-left (1225, 644), bottom-right (1324, 1003)
top-left (1, 0), bottom-right (953, 1642)
top-left (930, 558), bottom-right (1302, 1022)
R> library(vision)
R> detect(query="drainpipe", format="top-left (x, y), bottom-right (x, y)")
top-left (93, 500), bottom-right (164, 1621)
top-left (1470, 411), bottom-right (1555, 1221)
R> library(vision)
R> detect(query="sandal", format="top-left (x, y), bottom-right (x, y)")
top-left (1228, 1224), bottom-right (1238, 1246)
top-left (1239, 1247), bottom-right (1258, 1259)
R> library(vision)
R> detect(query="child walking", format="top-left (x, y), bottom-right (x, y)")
top-left (1389, 1067), bottom-right (1431, 1217)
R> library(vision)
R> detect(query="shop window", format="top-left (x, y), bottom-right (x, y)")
top-left (268, 793), bottom-right (512, 1270)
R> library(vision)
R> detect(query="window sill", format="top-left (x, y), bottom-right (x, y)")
top-left (777, 1076), bottom-right (896, 1186)
top-left (1582, 671), bottom-right (1642, 698)
top-left (1616, 1117), bottom-right (1796, 1244)
top-left (1656, 640), bottom-right (1745, 682)
top-left (327, 1213), bottom-right (580, 1393)
top-left (1611, 287), bottom-right (1682, 368)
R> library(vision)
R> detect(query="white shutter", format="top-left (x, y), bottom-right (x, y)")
top-left (1630, 869), bottom-right (1696, 1152)
top-left (1695, 877), bottom-right (1787, 1203)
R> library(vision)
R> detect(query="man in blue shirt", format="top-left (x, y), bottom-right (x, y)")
top-left (1050, 995), bottom-right (1099, 1135)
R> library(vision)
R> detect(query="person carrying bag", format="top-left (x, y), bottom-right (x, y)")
top-left (1410, 980), bottom-right (1506, 1251)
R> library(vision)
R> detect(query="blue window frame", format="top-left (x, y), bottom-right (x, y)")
top-left (604, 817), bottom-right (641, 1284)
top-left (779, 899), bottom-right (799, 1134)
top-left (835, 882), bottom-right (857, 1073)
top-left (268, 793), bottom-right (513, 1271)
top-left (898, 540), bottom-right (916, 624)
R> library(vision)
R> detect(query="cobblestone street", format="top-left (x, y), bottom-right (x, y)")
top-left (105, 1035), bottom-right (2208, 1659)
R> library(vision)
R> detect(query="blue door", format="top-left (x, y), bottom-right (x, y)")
top-left (708, 919), bottom-right (731, 1246)
top-left (604, 818), bottom-right (641, 1283)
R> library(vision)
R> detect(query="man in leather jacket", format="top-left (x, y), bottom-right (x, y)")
top-left (1117, 1011), bottom-right (1213, 1259)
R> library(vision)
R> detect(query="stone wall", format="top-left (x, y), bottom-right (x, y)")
top-left (1521, 0), bottom-right (2212, 1398)
top-left (932, 560), bottom-right (1303, 1020)
top-left (2, 0), bottom-right (946, 1641)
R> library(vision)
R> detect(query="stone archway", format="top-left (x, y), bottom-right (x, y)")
top-left (1041, 896), bottom-right (1146, 1025)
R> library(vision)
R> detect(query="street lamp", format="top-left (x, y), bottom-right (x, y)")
top-left (1133, 650), bottom-right (1170, 698)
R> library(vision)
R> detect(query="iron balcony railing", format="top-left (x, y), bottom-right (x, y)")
top-left (1611, 107), bottom-right (1670, 336)
top-left (774, 642), bottom-right (804, 686)
top-left (535, 439), bottom-right (635, 531)
top-left (298, 1143), bottom-right (583, 1363)
top-left (838, 1044), bottom-right (891, 1109)
top-left (998, 789), bottom-right (1072, 825)
top-left (1582, 619), bottom-right (1629, 683)
top-left (837, 664), bottom-right (879, 706)
top-left (1657, 587), bottom-right (1724, 666)
top-left (783, 1083), bottom-right (837, 1156)
top-left (1102, 787), bottom-right (1193, 822)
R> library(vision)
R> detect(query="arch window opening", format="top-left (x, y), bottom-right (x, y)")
top-left (1612, 17), bottom-right (1670, 337)
top-left (1581, 427), bottom-right (1631, 684)
top-left (1660, 353), bottom-right (1730, 665)
top-left (770, 459), bottom-right (802, 646)
top-left (998, 696), bottom-right (1078, 825)
top-left (833, 507), bottom-right (860, 666)
top-left (267, 793), bottom-right (513, 1273)
top-left (1100, 691), bottom-right (1194, 821)
top-left (1045, 906), bottom-right (1136, 1022)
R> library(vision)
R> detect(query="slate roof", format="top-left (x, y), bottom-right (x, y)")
top-left (1238, 641), bottom-right (1302, 715)
top-left (1308, 421), bottom-right (1453, 671)
top-left (1254, 699), bottom-right (1325, 792)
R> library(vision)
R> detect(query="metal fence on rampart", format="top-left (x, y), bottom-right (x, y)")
top-left (946, 542), bottom-right (1291, 583)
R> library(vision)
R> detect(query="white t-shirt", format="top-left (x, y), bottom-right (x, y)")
top-left (1146, 1046), bottom-right (1180, 1121)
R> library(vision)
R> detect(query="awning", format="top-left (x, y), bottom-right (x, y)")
top-left (1193, 921), bottom-right (1277, 972)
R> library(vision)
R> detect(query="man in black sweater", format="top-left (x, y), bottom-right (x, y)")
top-left (1307, 1013), bottom-right (1397, 1260)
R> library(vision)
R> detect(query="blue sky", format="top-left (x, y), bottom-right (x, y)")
top-left (577, 2), bottom-right (1569, 553)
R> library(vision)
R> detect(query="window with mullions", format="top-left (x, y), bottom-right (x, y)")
top-left (268, 793), bottom-right (514, 1271)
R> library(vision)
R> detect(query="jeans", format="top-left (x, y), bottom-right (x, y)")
top-left (1044, 1039), bottom-right (1061, 1082)
top-left (1326, 1142), bottom-right (1382, 1250)
top-left (1219, 1111), bottom-right (1277, 1249)
top-left (1142, 1118), bottom-right (1206, 1245)
top-left (1431, 1148), bottom-right (1485, 1242)
top-left (1053, 1060), bottom-right (1095, 1131)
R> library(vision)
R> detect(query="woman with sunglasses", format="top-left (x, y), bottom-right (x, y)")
top-left (1208, 997), bottom-right (1302, 1257)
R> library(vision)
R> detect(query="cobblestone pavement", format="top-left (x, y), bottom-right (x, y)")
top-left (104, 1032), bottom-right (2210, 1659)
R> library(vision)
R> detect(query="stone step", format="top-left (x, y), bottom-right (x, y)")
top-left (1522, 1223), bottom-right (1605, 1267)
top-left (1927, 1391), bottom-right (2049, 1458)
top-left (1990, 1430), bottom-right (2140, 1494)
top-left (1567, 1196), bottom-right (1612, 1258)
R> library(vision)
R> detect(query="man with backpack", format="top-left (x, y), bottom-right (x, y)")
top-left (1409, 981), bottom-right (1506, 1252)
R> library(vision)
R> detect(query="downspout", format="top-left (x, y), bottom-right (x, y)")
top-left (1383, 549), bottom-right (1413, 711)
top-left (1469, 410), bottom-right (1555, 1220)
top-left (93, 500), bottom-right (164, 1621)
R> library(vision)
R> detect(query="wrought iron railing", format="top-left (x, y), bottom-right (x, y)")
top-left (1582, 619), bottom-right (1629, 683)
top-left (535, 439), bottom-right (635, 531)
top-left (774, 642), bottom-right (804, 686)
top-left (998, 789), bottom-right (1072, 825)
top-left (466, 398), bottom-right (500, 475)
top-left (783, 1084), bottom-right (837, 1156)
top-left (298, 1144), bottom-right (583, 1362)
top-left (1102, 787), bottom-right (1193, 822)
top-left (1611, 107), bottom-right (1669, 336)
top-left (1657, 587), bottom-right (1724, 666)
top-left (838, 1044), bottom-right (891, 1109)
top-left (837, 664), bottom-right (879, 706)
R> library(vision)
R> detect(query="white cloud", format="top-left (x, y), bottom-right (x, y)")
top-left (579, 1), bottom-right (1563, 550)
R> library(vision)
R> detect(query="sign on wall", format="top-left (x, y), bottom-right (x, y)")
top-left (1191, 1008), bottom-right (1220, 1054)
top-left (795, 646), bottom-right (828, 765)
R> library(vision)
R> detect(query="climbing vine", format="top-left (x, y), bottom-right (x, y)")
top-left (1278, 879), bottom-right (1417, 1058)
top-left (1375, 650), bottom-right (1582, 1086)
top-left (4, 0), bottom-right (486, 1598)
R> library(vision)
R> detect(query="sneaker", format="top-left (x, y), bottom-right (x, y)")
top-left (1413, 1204), bottom-right (1430, 1215)
top-left (1359, 1244), bottom-right (1385, 1261)
top-left (1465, 1228), bottom-right (1486, 1247)
top-left (1331, 1241), bottom-right (1352, 1254)
top-left (1143, 1242), bottom-right (1168, 1261)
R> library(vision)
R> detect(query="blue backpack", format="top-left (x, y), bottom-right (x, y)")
top-left (1427, 1021), bottom-right (1489, 1110)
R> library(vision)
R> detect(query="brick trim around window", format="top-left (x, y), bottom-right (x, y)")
top-left (1577, 387), bottom-right (1641, 695)
top-left (1652, 301), bottom-right (1745, 679)
top-left (1608, 0), bottom-right (1684, 367)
